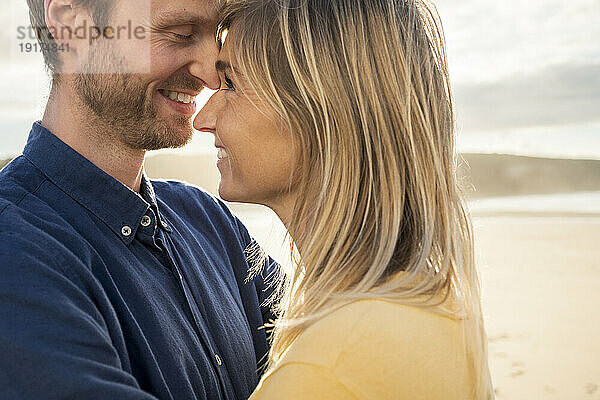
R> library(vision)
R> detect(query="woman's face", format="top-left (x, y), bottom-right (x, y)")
top-left (193, 32), bottom-right (298, 210)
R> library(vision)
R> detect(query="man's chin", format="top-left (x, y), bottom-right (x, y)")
top-left (145, 131), bottom-right (193, 151)
top-left (125, 117), bottom-right (194, 151)
top-left (168, 121), bottom-right (195, 148)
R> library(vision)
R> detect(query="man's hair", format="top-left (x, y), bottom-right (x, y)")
top-left (25, 0), bottom-right (114, 77)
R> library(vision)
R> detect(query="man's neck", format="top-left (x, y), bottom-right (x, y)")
top-left (41, 79), bottom-right (146, 193)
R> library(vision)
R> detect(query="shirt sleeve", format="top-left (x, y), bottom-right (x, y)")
top-left (0, 233), bottom-right (158, 400)
top-left (250, 363), bottom-right (359, 400)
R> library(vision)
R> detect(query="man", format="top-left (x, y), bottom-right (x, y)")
top-left (0, 0), bottom-right (277, 399)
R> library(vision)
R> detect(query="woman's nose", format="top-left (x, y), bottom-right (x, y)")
top-left (194, 91), bottom-right (221, 134)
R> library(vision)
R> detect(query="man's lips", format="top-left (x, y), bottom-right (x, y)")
top-left (157, 90), bottom-right (197, 116)
top-left (159, 88), bottom-right (202, 97)
top-left (158, 89), bottom-right (198, 104)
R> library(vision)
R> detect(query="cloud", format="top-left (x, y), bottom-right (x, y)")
top-left (437, 0), bottom-right (600, 83)
top-left (453, 63), bottom-right (600, 132)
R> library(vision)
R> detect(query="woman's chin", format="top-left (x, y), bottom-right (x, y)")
top-left (217, 184), bottom-right (234, 202)
top-left (217, 183), bottom-right (246, 204)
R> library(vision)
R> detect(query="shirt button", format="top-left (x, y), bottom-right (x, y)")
top-left (121, 226), bottom-right (132, 236)
top-left (141, 215), bottom-right (152, 227)
top-left (215, 354), bottom-right (222, 366)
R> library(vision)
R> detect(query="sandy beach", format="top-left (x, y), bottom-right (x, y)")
top-left (475, 216), bottom-right (600, 400)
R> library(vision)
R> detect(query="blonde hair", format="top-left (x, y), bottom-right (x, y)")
top-left (219, 0), bottom-right (492, 397)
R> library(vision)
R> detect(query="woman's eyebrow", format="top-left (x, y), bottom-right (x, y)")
top-left (216, 60), bottom-right (244, 78)
top-left (215, 60), bottom-right (231, 72)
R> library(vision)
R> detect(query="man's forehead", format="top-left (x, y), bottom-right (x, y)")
top-left (150, 0), bottom-right (220, 24)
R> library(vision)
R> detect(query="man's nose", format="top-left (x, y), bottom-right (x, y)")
top-left (187, 38), bottom-right (220, 90)
top-left (194, 91), bottom-right (221, 134)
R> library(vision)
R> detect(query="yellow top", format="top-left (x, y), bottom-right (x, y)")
top-left (249, 299), bottom-right (478, 400)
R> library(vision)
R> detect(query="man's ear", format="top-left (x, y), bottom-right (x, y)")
top-left (45, 0), bottom-right (85, 52)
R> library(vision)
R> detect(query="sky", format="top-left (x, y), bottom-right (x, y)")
top-left (435, 0), bottom-right (600, 158)
top-left (0, 0), bottom-right (598, 159)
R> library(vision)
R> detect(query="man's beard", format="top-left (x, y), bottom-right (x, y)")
top-left (74, 41), bottom-right (202, 151)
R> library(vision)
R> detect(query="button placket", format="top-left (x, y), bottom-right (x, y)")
top-left (157, 234), bottom-right (226, 384)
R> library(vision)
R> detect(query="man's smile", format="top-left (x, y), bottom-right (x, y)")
top-left (157, 89), bottom-right (198, 116)
top-left (158, 89), bottom-right (198, 104)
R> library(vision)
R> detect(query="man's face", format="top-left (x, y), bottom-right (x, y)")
top-left (74, 0), bottom-right (220, 150)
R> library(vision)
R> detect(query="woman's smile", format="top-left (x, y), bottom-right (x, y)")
top-left (216, 147), bottom-right (229, 163)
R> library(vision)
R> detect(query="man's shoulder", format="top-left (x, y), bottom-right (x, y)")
top-left (0, 208), bottom-right (86, 283)
top-left (0, 156), bottom-right (57, 225)
top-left (0, 199), bottom-right (84, 256)
top-left (0, 156), bottom-right (46, 214)
top-left (0, 166), bottom-right (92, 276)
top-left (0, 158), bottom-right (47, 228)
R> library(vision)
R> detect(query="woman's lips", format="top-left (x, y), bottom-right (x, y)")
top-left (216, 147), bottom-right (229, 160)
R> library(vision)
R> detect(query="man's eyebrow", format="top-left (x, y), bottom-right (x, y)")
top-left (151, 11), bottom-right (211, 27)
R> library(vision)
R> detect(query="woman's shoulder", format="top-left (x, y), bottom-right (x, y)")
top-left (298, 299), bottom-right (462, 346)
top-left (342, 298), bottom-right (466, 345)
top-left (275, 300), bottom-right (377, 367)
top-left (277, 298), bottom-right (468, 367)
top-left (272, 298), bottom-right (473, 399)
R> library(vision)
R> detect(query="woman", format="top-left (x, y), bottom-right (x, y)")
top-left (194, 0), bottom-right (494, 398)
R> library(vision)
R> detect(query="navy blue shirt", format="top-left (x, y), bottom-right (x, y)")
top-left (0, 123), bottom-right (277, 400)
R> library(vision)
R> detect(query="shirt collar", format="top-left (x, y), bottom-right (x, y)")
top-left (23, 121), bottom-right (156, 245)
